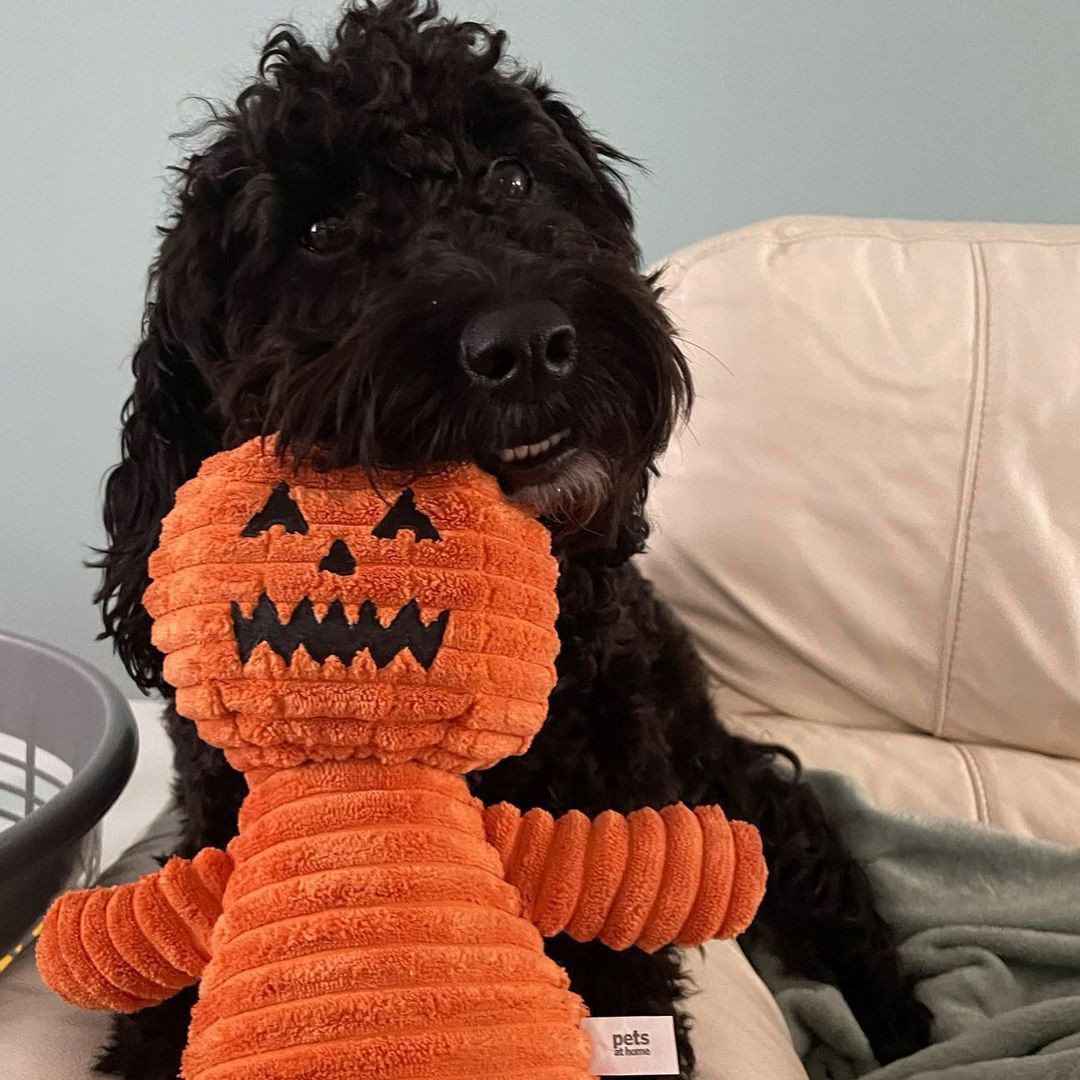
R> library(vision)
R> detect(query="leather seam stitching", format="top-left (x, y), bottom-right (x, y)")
top-left (933, 242), bottom-right (991, 738)
top-left (954, 743), bottom-right (990, 826)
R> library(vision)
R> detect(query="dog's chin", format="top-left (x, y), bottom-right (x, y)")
top-left (492, 447), bottom-right (611, 525)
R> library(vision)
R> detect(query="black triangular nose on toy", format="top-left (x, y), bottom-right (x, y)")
top-left (372, 488), bottom-right (441, 541)
top-left (319, 539), bottom-right (357, 575)
top-left (242, 482), bottom-right (309, 536)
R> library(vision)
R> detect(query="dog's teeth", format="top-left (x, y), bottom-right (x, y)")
top-left (497, 429), bottom-right (572, 465)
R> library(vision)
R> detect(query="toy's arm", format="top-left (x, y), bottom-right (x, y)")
top-left (36, 847), bottom-right (232, 1012)
top-left (483, 802), bottom-right (766, 953)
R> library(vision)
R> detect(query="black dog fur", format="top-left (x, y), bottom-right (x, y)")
top-left (93, 3), bottom-right (930, 1076)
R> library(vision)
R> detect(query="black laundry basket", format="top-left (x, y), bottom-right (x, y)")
top-left (0, 630), bottom-right (138, 964)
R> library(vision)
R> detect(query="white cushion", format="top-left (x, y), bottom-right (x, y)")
top-left (722, 703), bottom-right (1080, 846)
top-left (643, 216), bottom-right (1080, 763)
top-left (639, 215), bottom-right (1080, 1075)
top-left (688, 941), bottom-right (810, 1079)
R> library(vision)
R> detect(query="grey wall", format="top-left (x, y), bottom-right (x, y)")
top-left (4, 0), bottom-right (1080, 694)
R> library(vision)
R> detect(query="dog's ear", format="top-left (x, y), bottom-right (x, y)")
top-left (94, 162), bottom-right (233, 692)
top-left (95, 298), bottom-right (221, 693)
top-left (96, 47), bottom-right (309, 690)
top-left (534, 88), bottom-right (637, 240)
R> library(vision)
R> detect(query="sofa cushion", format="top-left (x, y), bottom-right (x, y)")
top-left (718, 690), bottom-right (1080, 846)
top-left (688, 940), bottom-right (810, 1079)
top-left (643, 216), bottom-right (1080, 760)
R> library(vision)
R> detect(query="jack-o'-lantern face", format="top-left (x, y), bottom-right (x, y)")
top-left (231, 483), bottom-right (450, 672)
top-left (143, 437), bottom-right (559, 774)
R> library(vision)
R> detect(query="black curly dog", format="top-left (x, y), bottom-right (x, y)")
top-left (93, 3), bottom-right (929, 1076)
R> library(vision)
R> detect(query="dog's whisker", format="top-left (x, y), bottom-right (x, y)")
top-left (673, 334), bottom-right (734, 377)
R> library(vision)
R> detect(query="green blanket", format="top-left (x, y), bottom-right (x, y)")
top-left (750, 770), bottom-right (1080, 1080)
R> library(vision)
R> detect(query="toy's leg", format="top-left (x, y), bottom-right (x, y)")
top-left (37, 848), bottom-right (231, 1012)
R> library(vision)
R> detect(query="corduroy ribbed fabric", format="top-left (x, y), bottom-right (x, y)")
top-left (37, 438), bottom-right (767, 1079)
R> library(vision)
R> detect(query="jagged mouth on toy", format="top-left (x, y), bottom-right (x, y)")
top-left (231, 594), bottom-right (450, 670)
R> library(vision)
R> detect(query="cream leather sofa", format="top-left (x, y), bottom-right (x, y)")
top-left (4, 216), bottom-right (1079, 1080)
top-left (642, 215), bottom-right (1080, 1078)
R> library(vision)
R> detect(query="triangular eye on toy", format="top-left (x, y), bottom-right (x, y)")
top-left (242, 482), bottom-right (309, 536)
top-left (372, 488), bottom-right (441, 541)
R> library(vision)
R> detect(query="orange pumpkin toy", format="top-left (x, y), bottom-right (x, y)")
top-left (37, 437), bottom-right (767, 1080)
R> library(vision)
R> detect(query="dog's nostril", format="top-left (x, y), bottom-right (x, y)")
top-left (459, 316), bottom-right (525, 386)
top-left (459, 300), bottom-right (576, 386)
top-left (469, 344), bottom-right (520, 383)
top-left (543, 325), bottom-right (577, 374)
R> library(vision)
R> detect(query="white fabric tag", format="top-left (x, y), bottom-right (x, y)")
top-left (581, 1015), bottom-right (679, 1075)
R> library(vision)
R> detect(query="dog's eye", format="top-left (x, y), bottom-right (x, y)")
top-left (303, 217), bottom-right (350, 255)
top-left (487, 159), bottom-right (531, 199)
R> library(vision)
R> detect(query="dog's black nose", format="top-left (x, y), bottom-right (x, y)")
top-left (459, 300), bottom-right (576, 386)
